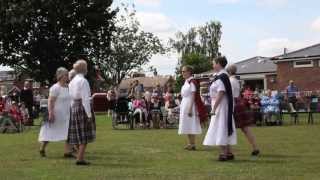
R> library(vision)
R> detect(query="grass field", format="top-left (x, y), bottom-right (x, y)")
top-left (1, 114), bottom-right (320, 180)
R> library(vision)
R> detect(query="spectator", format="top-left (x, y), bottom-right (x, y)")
top-left (132, 93), bottom-right (148, 128)
top-left (9, 101), bottom-right (22, 124)
top-left (20, 81), bottom-right (34, 125)
top-left (20, 102), bottom-right (29, 124)
top-left (260, 90), bottom-right (281, 125)
top-left (286, 80), bottom-right (298, 112)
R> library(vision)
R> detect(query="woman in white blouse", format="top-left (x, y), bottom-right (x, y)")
top-left (67, 60), bottom-right (96, 166)
top-left (38, 67), bottom-right (72, 158)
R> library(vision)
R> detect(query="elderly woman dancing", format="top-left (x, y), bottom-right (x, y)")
top-left (38, 67), bottom-right (73, 158)
top-left (68, 60), bottom-right (96, 166)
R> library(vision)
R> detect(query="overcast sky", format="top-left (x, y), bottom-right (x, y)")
top-left (115, 0), bottom-right (320, 75)
top-left (2, 0), bottom-right (320, 74)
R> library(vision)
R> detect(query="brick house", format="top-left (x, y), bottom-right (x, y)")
top-left (272, 43), bottom-right (320, 92)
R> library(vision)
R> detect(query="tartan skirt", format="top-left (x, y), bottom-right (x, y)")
top-left (67, 100), bottom-right (96, 145)
top-left (234, 99), bottom-right (255, 128)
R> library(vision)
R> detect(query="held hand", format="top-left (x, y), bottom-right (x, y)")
top-left (48, 112), bottom-right (55, 123)
top-left (87, 117), bottom-right (92, 122)
top-left (187, 111), bottom-right (193, 117)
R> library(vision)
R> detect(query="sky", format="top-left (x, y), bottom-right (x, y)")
top-left (2, 0), bottom-right (320, 73)
top-left (113, 0), bottom-right (320, 75)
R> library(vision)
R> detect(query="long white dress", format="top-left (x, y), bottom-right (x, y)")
top-left (203, 70), bottom-right (237, 146)
top-left (38, 83), bottom-right (71, 142)
top-left (178, 77), bottom-right (202, 135)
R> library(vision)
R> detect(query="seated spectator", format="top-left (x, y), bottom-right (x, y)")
top-left (248, 92), bottom-right (262, 125)
top-left (164, 87), bottom-right (177, 124)
top-left (132, 93), bottom-right (148, 128)
top-left (260, 90), bottom-right (281, 125)
top-left (243, 86), bottom-right (254, 100)
top-left (9, 101), bottom-right (23, 124)
top-left (20, 102), bottom-right (30, 124)
top-left (0, 96), bottom-right (5, 115)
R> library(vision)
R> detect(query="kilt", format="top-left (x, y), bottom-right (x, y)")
top-left (234, 98), bottom-right (254, 128)
top-left (67, 100), bottom-right (96, 145)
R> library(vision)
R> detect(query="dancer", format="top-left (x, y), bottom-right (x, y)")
top-left (178, 65), bottom-right (202, 150)
top-left (38, 67), bottom-right (73, 158)
top-left (227, 64), bottom-right (260, 156)
top-left (203, 56), bottom-right (237, 161)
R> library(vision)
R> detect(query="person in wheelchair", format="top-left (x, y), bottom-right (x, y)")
top-left (132, 93), bottom-right (148, 128)
top-left (164, 86), bottom-right (177, 125)
top-left (113, 94), bottom-right (131, 124)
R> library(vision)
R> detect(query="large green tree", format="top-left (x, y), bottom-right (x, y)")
top-left (170, 21), bottom-right (222, 91)
top-left (0, 0), bottom-right (116, 85)
top-left (96, 4), bottom-right (166, 86)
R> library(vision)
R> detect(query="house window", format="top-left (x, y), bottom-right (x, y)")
top-left (293, 60), bottom-right (314, 68)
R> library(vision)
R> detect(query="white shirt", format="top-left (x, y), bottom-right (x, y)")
top-left (69, 74), bottom-right (92, 118)
top-left (229, 76), bottom-right (240, 98)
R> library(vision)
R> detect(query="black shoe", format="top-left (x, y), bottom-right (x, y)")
top-left (218, 154), bottom-right (228, 162)
top-left (64, 153), bottom-right (76, 159)
top-left (251, 150), bottom-right (260, 156)
top-left (39, 150), bottom-right (46, 157)
top-left (76, 160), bottom-right (90, 166)
top-left (227, 154), bottom-right (235, 160)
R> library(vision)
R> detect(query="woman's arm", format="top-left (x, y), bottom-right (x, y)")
top-left (48, 96), bottom-right (57, 122)
top-left (188, 92), bottom-right (196, 117)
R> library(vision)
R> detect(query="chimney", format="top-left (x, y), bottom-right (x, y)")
top-left (284, 48), bottom-right (288, 56)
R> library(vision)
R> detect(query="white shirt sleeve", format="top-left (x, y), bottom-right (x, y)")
top-left (49, 84), bottom-right (59, 97)
top-left (81, 79), bottom-right (92, 118)
top-left (190, 82), bottom-right (196, 92)
top-left (217, 80), bottom-right (226, 92)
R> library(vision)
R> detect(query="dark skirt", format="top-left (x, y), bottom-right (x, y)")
top-left (234, 98), bottom-right (255, 128)
top-left (67, 100), bottom-right (96, 145)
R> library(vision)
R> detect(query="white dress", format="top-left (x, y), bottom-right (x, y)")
top-left (178, 77), bottom-right (202, 135)
top-left (38, 83), bottom-right (71, 142)
top-left (203, 70), bottom-right (237, 146)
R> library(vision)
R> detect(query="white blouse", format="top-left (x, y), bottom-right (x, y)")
top-left (69, 74), bottom-right (92, 118)
top-left (229, 76), bottom-right (240, 98)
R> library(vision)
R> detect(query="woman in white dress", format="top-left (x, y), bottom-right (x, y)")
top-left (179, 65), bottom-right (202, 150)
top-left (203, 56), bottom-right (237, 161)
top-left (38, 67), bottom-right (72, 158)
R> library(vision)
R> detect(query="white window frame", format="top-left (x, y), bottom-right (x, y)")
top-left (293, 60), bottom-right (314, 68)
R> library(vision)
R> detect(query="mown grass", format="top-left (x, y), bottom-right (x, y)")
top-left (1, 114), bottom-right (320, 180)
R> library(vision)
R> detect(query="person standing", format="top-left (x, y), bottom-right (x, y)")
top-left (203, 56), bottom-right (237, 161)
top-left (178, 65), bottom-right (202, 150)
top-left (20, 81), bottom-right (34, 125)
top-left (286, 80), bottom-right (298, 111)
top-left (227, 64), bottom-right (260, 157)
top-left (68, 60), bottom-right (96, 166)
top-left (38, 67), bottom-right (73, 158)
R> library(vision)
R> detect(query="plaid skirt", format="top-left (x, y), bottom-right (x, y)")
top-left (234, 98), bottom-right (255, 128)
top-left (67, 100), bottom-right (96, 145)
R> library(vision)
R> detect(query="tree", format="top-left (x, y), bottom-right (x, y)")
top-left (170, 21), bottom-right (222, 91)
top-left (0, 0), bottom-right (116, 85)
top-left (96, 4), bottom-right (166, 86)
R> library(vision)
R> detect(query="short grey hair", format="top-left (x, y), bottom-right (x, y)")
top-left (68, 69), bottom-right (77, 80)
top-left (56, 67), bottom-right (68, 81)
top-left (73, 59), bottom-right (88, 74)
top-left (227, 64), bottom-right (237, 75)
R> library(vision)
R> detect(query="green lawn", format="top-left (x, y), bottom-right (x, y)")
top-left (1, 114), bottom-right (320, 180)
